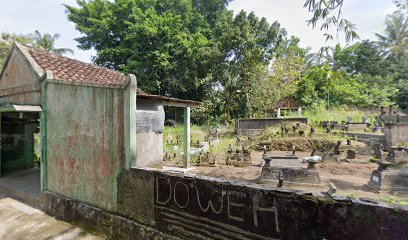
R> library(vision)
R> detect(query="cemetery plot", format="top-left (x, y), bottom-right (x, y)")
top-left (158, 115), bottom-right (408, 205)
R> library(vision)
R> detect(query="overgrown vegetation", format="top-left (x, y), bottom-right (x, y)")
top-left (61, 0), bottom-right (407, 125)
top-left (0, 30), bottom-right (73, 68)
top-left (1, 1), bottom-right (406, 126)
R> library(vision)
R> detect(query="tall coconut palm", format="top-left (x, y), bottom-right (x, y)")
top-left (375, 11), bottom-right (408, 58)
top-left (34, 30), bottom-right (74, 55)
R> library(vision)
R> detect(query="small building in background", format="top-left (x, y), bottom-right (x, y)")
top-left (267, 97), bottom-right (302, 118)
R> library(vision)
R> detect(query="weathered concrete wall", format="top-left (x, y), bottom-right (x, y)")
top-left (384, 122), bottom-right (408, 146)
top-left (136, 99), bottom-right (164, 167)
top-left (45, 82), bottom-right (125, 211)
top-left (42, 191), bottom-right (176, 240)
top-left (381, 115), bottom-right (408, 123)
top-left (117, 168), bottom-right (408, 240)
top-left (237, 118), bottom-right (308, 131)
top-left (136, 132), bottom-right (163, 167)
top-left (0, 47), bottom-right (40, 105)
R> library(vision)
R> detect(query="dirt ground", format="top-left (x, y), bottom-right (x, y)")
top-left (158, 149), bottom-right (408, 204)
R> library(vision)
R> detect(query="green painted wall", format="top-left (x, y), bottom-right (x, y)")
top-left (45, 82), bottom-right (126, 211)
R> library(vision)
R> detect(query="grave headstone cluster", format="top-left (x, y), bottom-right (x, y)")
top-left (280, 122), bottom-right (306, 137)
top-left (226, 145), bottom-right (252, 167)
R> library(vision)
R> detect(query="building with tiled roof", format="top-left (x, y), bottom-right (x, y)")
top-left (0, 42), bottom-right (199, 212)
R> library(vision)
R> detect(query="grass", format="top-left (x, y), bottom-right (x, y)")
top-left (164, 125), bottom-right (240, 165)
top-left (380, 195), bottom-right (408, 205)
top-left (291, 106), bottom-right (377, 126)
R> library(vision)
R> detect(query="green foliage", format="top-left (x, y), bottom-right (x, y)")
top-left (336, 40), bottom-right (387, 76)
top-left (304, 0), bottom-right (359, 44)
top-left (33, 30), bottom-right (74, 55)
top-left (395, 77), bottom-right (408, 109)
top-left (64, 0), bottom-right (407, 118)
top-left (375, 10), bottom-right (408, 59)
top-left (66, 0), bottom-right (219, 99)
top-left (0, 30), bottom-right (74, 71)
top-left (0, 32), bottom-right (34, 69)
top-left (66, 0), bottom-right (288, 118)
top-left (300, 104), bottom-right (376, 124)
top-left (250, 54), bottom-right (305, 118)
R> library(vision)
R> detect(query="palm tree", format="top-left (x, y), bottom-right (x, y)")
top-left (34, 30), bottom-right (74, 55)
top-left (375, 11), bottom-right (408, 58)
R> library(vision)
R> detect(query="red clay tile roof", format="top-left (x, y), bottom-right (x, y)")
top-left (20, 44), bottom-right (200, 106)
top-left (27, 46), bottom-right (126, 86)
top-left (136, 88), bottom-right (148, 96)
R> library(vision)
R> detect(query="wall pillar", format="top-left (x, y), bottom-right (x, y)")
top-left (40, 79), bottom-right (48, 191)
top-left (124, 75), bottom-right (137, 168)
top-left (183, 107), bottom-right (190, 168)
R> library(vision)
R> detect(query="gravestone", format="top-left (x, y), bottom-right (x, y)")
top-left (373, 143), bottom-right (383, 160)
top-left (258, 155), bottom-right (321, 186)
top-left (347, 123), bottom-right (368, 132)
top-left (368, 161), bottom-right (408, 193)
top-left (386, 146), bottom-right (408, 163)
top-left (226, 146), bottom-right (251, 167)
top-left (309, 127), bottom-right (315, 138)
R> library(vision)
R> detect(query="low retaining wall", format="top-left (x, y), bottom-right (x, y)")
top-left (117, 168), bottom-right (407, 240)
top-left (342, 132), bottom-right (386, 145)
top-left (41, 191), bottom-right (176, 240)
top-left (380, 115), bottom-right (408, 123)
top-left (237, 118), bottom-right (308, 130)
top-left (42, 168), bottom-right (408, 239)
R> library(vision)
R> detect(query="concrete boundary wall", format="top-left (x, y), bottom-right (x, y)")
top-left (42, 168), bottom-right (408, 239)
top-left (41, 191), bottom-right (176, 240)
top-left (236, 118), bottom-right (308, 132)
top-left (116, 168), bottom-right (408, 240)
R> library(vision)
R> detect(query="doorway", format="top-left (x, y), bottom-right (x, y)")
top-left (0, 109), bottom-right (42, 206)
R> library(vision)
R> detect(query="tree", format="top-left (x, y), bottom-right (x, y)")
top-left (336, 40), bottom-right (386, 76)
top-left (66, 0), bottom-right (288, 119)
top-left (34, 30), bottom-right (74, 55)
top-left (0, 32), bottom-right (34, 69)
top-left (214, 10), bottom-right (287, 117)
top-left (375, 11), bottom-right (408, 59)
top-left (65, 0), bottom-right (216, 99)
top-left (303, 0), bottom-right (359, 43)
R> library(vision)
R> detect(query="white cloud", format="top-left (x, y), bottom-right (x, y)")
top-left (228, 0), bottom-right (398, 51)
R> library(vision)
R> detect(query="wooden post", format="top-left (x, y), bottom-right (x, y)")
top-left (298, 107), bottom-right (302, 117)
top-left (277, 108), bottom-right (281, 118)
top-left (183, 107), bottom-right (191, 168)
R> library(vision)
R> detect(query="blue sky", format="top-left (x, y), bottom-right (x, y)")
top-left (0, 0), bottom-right (398, 63)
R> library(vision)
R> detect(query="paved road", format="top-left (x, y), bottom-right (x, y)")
top-left (0, 196), bottom-right (103, 240)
